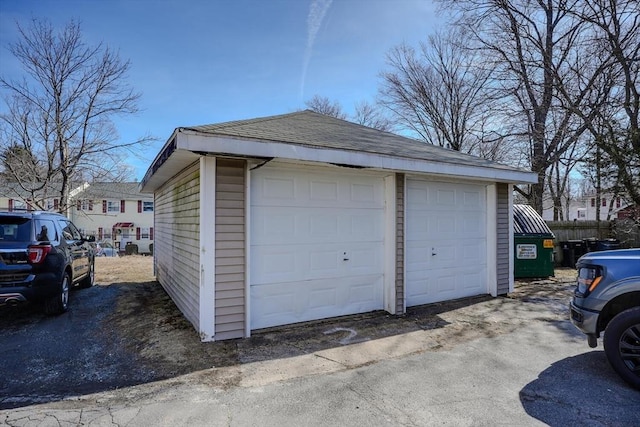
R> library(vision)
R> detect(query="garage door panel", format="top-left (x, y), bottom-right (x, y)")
top-left (462, 239), bottom-right (485, 262)
top-left (407, 179), bottom-right (487, 307)
top-left (251, 165), bottom-right (385, 330)
top-left (261, 176), bottom-right (296, 200)
top-left (463, 190), bottom-right (481, 207)
top-left (250, 275), bottom-right (383, 329)
top-left (461, 269), bottom-right (484, 291)
top-left (253, 170), bottom-right (384, 208)
top-left (252, 207), bottom-right (383, 245)
top-left (252, 242), bottom-right (382, 285)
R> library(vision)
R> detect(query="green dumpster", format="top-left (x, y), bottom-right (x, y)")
top-left (514, 204), bottom-right (555, 278)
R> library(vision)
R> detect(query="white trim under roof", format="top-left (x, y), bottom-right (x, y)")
top-left (141, 130), bottom-right (538, 193)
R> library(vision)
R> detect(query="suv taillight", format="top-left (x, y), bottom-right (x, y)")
top-left (576, 266), bottom-right (603, 297)
top-left (28, 245), bottom-right (52, 264)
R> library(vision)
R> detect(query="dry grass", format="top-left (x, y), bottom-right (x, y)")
top-left (94, 255), bottom-right (155, 285)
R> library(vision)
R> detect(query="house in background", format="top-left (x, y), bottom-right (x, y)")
top-left (0, 182), bottom-right (75, 213)
top-left (70, 182), bottom-right (154, 254)
top-left (0, 182), bottom-right (154, 254)
top-left (542, 192), bottom-right (636, 221)
top-left (140, 110), bottom-right (538, 341)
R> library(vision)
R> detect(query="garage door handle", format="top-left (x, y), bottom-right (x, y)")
top-left (432, 248), bottom-right (437, 256)
top-left (343, 252), bottom-right (349, 261)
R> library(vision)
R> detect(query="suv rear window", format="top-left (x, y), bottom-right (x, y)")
top-left (0, 217), bottom-right (32, 242)
top-left (35, 219), bottom-right (58, 242)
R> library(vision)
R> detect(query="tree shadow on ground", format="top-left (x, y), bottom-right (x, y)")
top-left (520, 352), bottom-right (640, 426)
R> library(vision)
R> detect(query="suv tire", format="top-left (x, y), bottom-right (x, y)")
top-left (44, 272), bottom-right (70, 315)
top-left (603, 306), bottom-right (640, 390)
top-left (79, 262), bottom-right (95, 288)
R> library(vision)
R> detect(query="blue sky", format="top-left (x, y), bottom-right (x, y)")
top-left (0, 0), bottom-right (441, 180)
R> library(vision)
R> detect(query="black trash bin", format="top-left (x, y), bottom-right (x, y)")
top-left (583, 238), bottom-right (599, 253)
top-left (125, 242), bottom-right (139, 255)
top-left (561, 240), bottom-right (585, 269)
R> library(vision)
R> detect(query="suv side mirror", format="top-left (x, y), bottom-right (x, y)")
top-left (84, 235), bottom-right (96, 243)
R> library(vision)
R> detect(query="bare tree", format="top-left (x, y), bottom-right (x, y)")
top-left (305, 95), bottom-right (396, 132)
top-left (305, 95), bottom-right (347, 120)
top-left (353, 100), bottom-right (396, 132)
top-left (439, 0), bottom-right (615, 214)
top-left (379, 29), bottom-right (498, 158)
top-left (568, 0), bottom-right (640, 207)
top-left (0, 19), bottom-right (152, 212)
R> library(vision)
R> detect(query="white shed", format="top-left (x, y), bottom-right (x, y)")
top-left (140, 111), bottom-right (537, 341)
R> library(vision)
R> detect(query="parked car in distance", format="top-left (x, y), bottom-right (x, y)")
top-left (570, 248), bottom-right (640, 390)
top-left (0, 211), bottom-right (95, 314)
top-left (96, 240), bottom-right (118, 257)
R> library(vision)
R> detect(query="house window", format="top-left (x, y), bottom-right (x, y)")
top-left (143, 201), bottom-right (154, 212)
top-left (590, 198), bottom-right (595, 207)
top-left (141, 227), bottom-right (150, 239)
top-left (76, 200), bottom-right (93, 211)
top-left (602, 198), bottom-right (607, 207)
top-left (577, 209), bottom-right (586, 219)
top-left (107, 201), bottom-right (120, 213)
top-left (103, 229), bottom-right (112, 239)
top-left (11, 200), bottom-right (27, 211)
top-left (616, 197), bottom-right (621, 208)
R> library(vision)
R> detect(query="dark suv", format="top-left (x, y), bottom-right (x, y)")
top-left (570, 248), bottom-right (640, 390)
top-left (0, 211), bottom-right (95, 314)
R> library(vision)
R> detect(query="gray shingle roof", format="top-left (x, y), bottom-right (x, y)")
top-left (0, 182), bottom-right (151, 201)
top-left (78, 182), bottom-right (151, 200)
top-left (182, 110), bottom-right (525, 173)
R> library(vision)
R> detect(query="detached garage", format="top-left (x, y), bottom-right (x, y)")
top-left (140, 111), bottom-right (537, 341)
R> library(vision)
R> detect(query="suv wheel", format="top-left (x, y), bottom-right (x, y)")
top-left (44, 272), bottom-right (70, 315)
top-left (603, 306), bottom-right (640, 390)
top-left (79, 261), bottom-right (95, 288)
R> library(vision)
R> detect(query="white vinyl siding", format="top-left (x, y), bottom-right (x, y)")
top-left (154, 162), bottom-right (201, 329)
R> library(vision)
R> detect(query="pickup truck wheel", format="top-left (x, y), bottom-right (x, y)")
top-left (79, 261), bottom-right (95, 288)
top-left (603, 306), bottom-right (640, 390)
top-left (44, 272), bottom-right (70, 315)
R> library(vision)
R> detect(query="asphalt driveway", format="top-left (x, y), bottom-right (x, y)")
top-left (1, 271), bottom-right (638, 425)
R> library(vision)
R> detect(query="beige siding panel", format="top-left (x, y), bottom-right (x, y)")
top-left (154, 161), bottom-right (201, 330)
top-left (396, 173), bottom-right (405, 314)
top-left (216, 273), bottom-right (245, 283)
top-left (496, 183), bottom-right (510, 294)
top-left (216, 305), bottom-right (244, 316)
top-left (216, 279), bottom-right (247, 291)
top-left (217, 199), bottom-right (245, 209)
top-left (217, 240), bottom-right (245, 250)
top-left (216, 289), bottom-right (244, 300)
top-left (215, 330), bottom-right (243, 340)
top-left (216, 313), bottom-right (245, 324)
top-left (215, 158), bottom-right (246, 340)
top-left (217, 296), bottom-right (246, 308)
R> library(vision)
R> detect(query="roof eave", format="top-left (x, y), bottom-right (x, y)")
top-left (140, 129), bottom-right (538, 193)
top-left (180, 132), bottom-right (538, 184)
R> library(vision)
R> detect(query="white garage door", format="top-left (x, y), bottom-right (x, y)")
top-left (250, 165), bottom-right (385, 330)
top-left (406, 179), bottom-right (487, 306)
